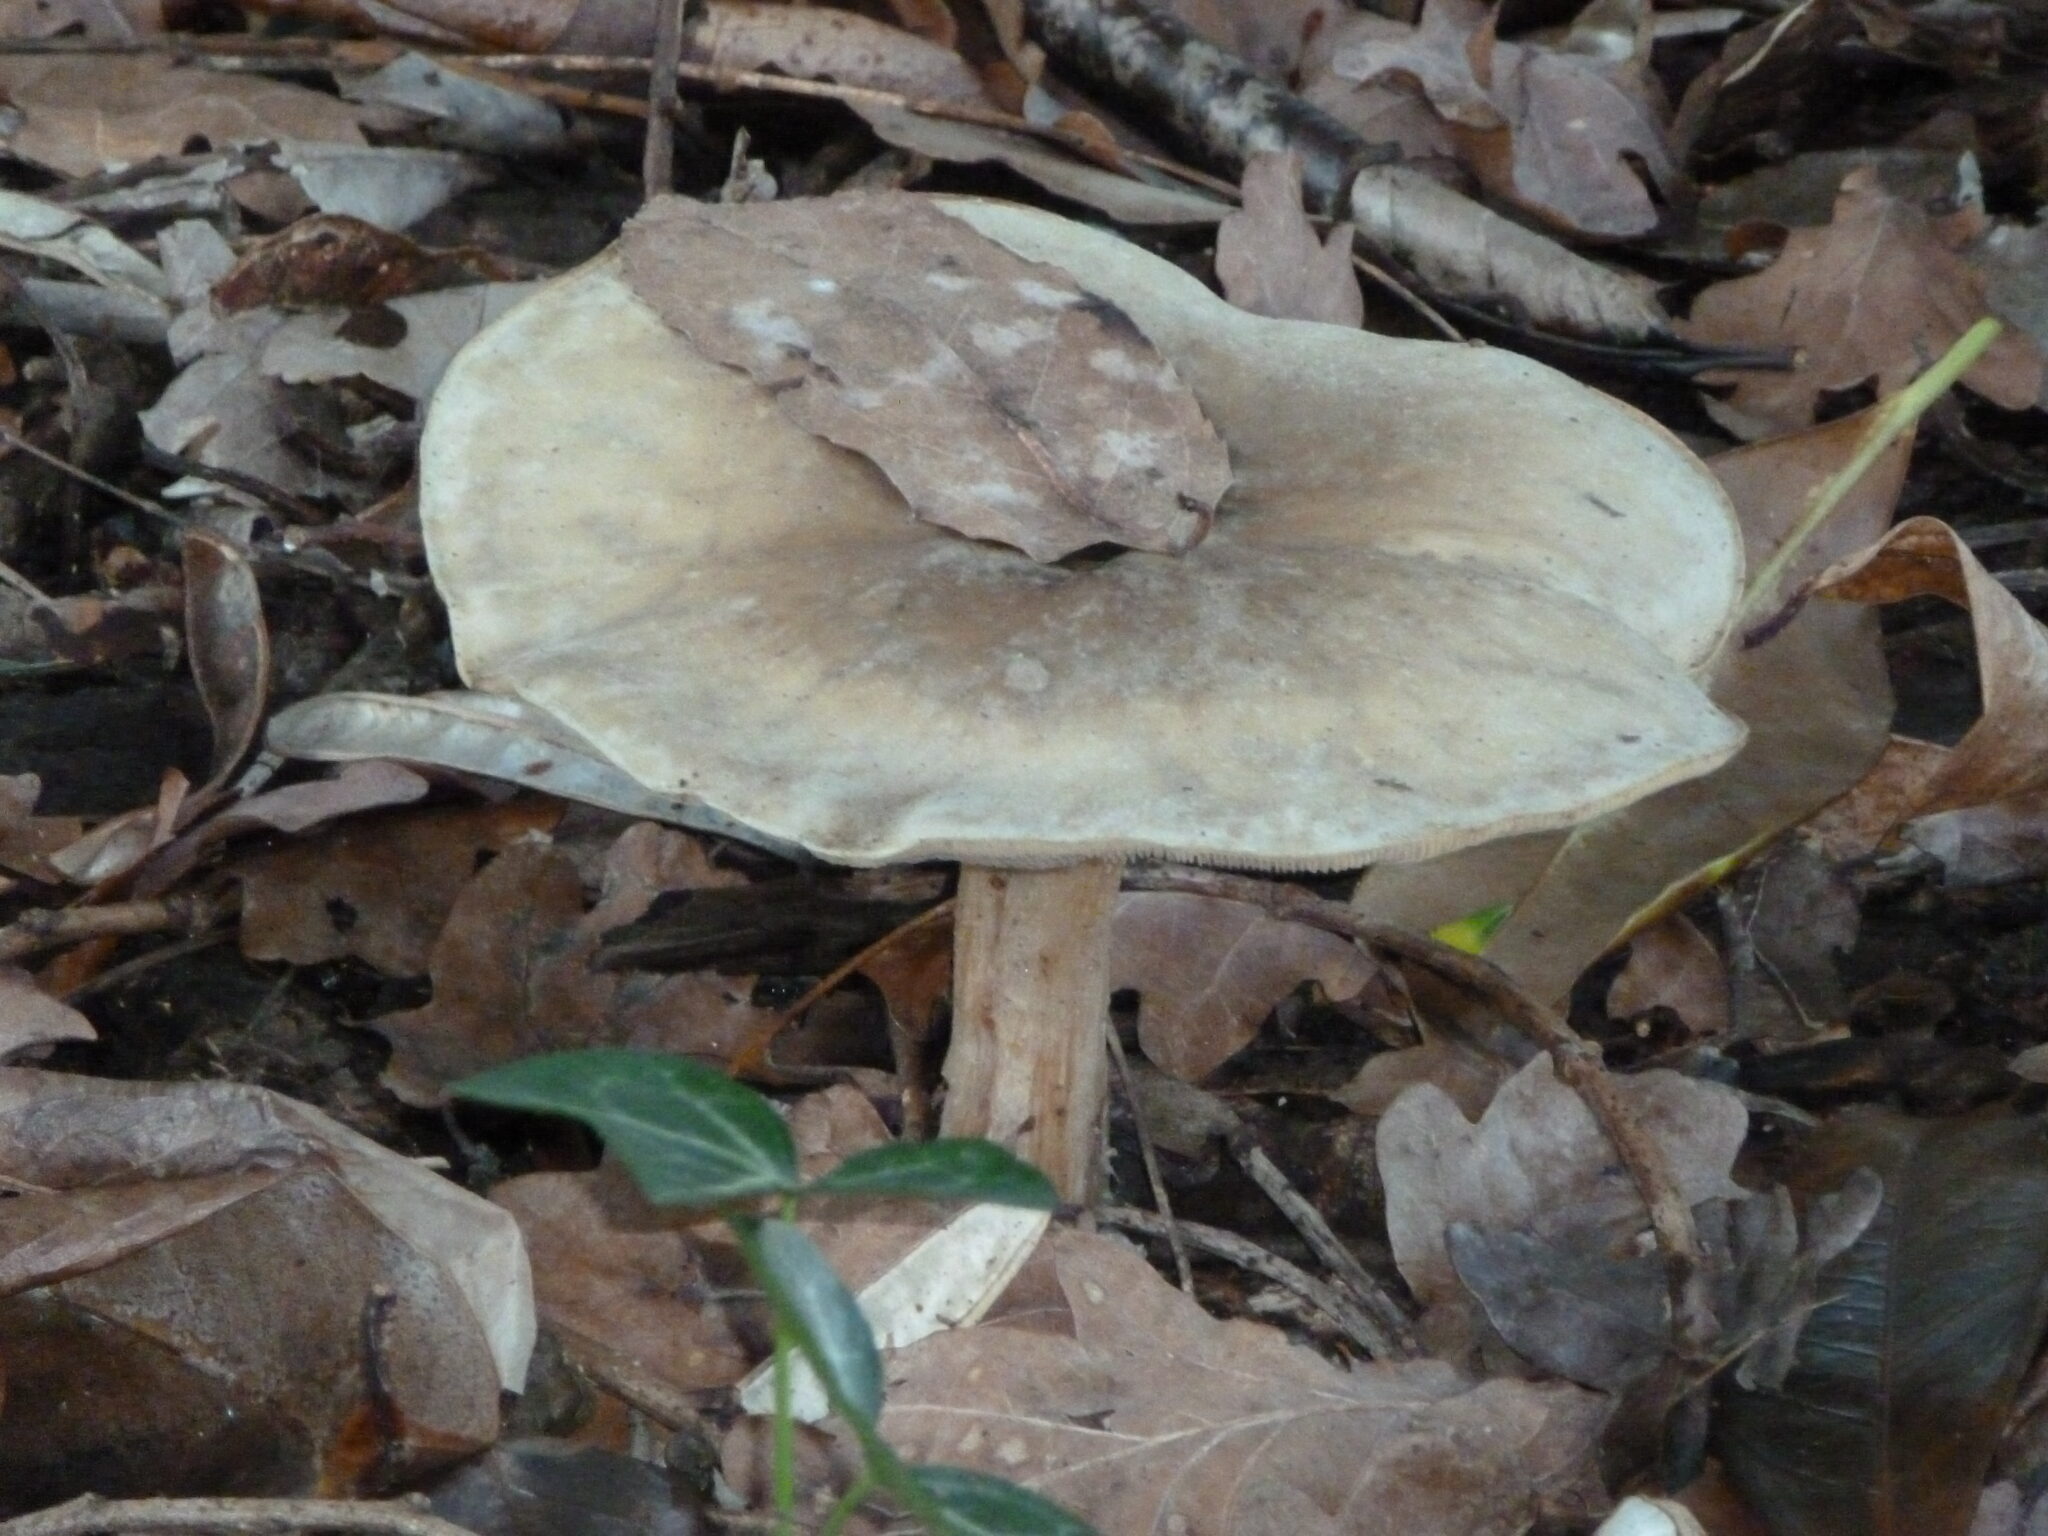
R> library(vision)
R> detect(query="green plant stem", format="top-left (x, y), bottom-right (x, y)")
top-left (1738, 317), bottom-right (2003, 626)
top-left (771, 1319), bottom-right (798, 1532)
top-left (817, 1473), bottom-right (878, 1536)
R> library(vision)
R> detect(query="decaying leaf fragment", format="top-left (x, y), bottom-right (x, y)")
top-left (619, 193), bottom-right (1230, 562)
top-left (1214, 150), bottom-right (1363, 327)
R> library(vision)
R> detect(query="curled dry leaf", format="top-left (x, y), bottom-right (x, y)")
top-left (878, 1225), bottom-right (1610, 1535)
top-left (1684, 170), bottom-right (2046, 438)
top-left (618, 194), bottom-right (1230, 562)
top-left (0, 188), bottom-right (171, 302)
top-left (1111, 889), bottom-right (1379, 1081)
top-left (265, 690), bottom-right (798, 855)
top-left (180, 528), bottom-right (268, 796)
top-left (1346, 162), bottom-right (1671, 339)
top-left (1813, 516), bottom-right (2048, 815)
top-left (1215, 150), bottom-right (1363, 327)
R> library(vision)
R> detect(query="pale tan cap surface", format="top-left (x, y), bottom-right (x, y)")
top-left (421, 197), bottom-right (1745, 870)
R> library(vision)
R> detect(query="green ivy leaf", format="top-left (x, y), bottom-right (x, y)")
top-left (452, 1048), bottom-right (798, 1205)
top-left (807, 1140), bottom-right (1058, 1208)
top-left (739, 1215), bottom-right (885, 1426)
top-left (910, 1465), bottom-right (1098, 1536)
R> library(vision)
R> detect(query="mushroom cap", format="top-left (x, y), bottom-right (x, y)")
top-left (421, 195), bottom-right (1745, 871)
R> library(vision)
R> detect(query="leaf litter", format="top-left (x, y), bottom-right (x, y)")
top-left (3, 0), bottom-right (2048, 1531)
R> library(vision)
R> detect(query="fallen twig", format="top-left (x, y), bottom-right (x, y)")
top-left (0, 893), bottom-right (222, 965)
top-left (1097, 1206), bottom-right (1410, 1359)
top-left (1224, 1125), bottom-right (1421, 1356)
top-left (1122, 862), bottom-right (1719, 1359)
top-left (0, 1494), bottom-right (479, 1536)
top-left (1106, 1027), bottom-right (1195, 1293)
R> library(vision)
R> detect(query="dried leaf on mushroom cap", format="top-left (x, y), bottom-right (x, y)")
top-left (421, 194), bottom-right (1745, 872)
top-left (618, 194), bottom-right (1230, 564)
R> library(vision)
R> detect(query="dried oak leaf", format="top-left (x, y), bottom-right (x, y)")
top-left (619, 193), bottom-right (1230, 563)
top-left (371, 825), bottom-right (770, 1104)
top-left (1684, 169), bottom-right (2046, 437)
top-left (878, 1226), bottom-right (1609, 1536)
top-left (1333, 0), bottom-right (1679, 238)
top-left (1111, 890), bottom-right (1378, 1082)
top-left (1214, 151), bottom-right (1363, 328)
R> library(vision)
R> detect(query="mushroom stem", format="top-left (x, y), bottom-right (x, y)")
top-left (939, 858), bottom-right (1122, 1201)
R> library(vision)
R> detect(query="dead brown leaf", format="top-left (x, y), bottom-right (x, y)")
top-left (212, 214), bottom-right (517, 313)
top-left (1684, 169), bottom-right (2046, 437)
top-left (878, 1225), bottom-right (1610, 1535)
top-left (1333, 0), bottom-right (1678, 237)
top-left (181, 529), bottom-right (268, 797)
top-left (491, 1169), bottom-right (751, 1394)
top-left (0, 1069), bottom-right (527, 1510)
top-left (1112, 890), bottom-right (1378, 1082)
top-left (371, 825), bottom-right (772, 1104)
top-left (1900, 789), bottom-right (2048, 885)
top-left (1802, 735), bottom-right (1950, 862)
top-left (0, 56), bottom-right (371, 179)
top-left (1378, 1054), bottom-right (1749, 1322)
top-left (0, 965), bottom-right (95, 1062)
top-left (0, 774), bottom-right (83, 884)
top-left (234, 797), bottom-right (561, 976)
top-left (619, 193), bottom-right (1230, 563)
top-left (1609, 914), bottom-right (1729, 1038)
top-left (1214, 150), bottom-right (1363, 327)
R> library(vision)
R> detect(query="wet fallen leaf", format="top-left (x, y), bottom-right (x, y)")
top-left (233, 797), bottom-right (561, 976)
top-left (619, 193), bottom-right (1229, 562)
top-left (877, 1225), bottom-right (1610, 1535)
top-left (1111, 889), bottom-right (1379, 1081)
top-left (1214, 150), bottom-right (1362, 326)
top-left (0, 1068), bottom-right (530, 1511)
top-left (1716, 1113), bottom-right (2048, 1536)
top-left (1684, 170), bottom-right (2046, 438)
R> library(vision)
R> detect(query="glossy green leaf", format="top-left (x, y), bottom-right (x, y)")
top-left (452, 1048), bottom-right (798, 1205)
top-left (910, 1465), bottom-right (1097, 1536)
top-left (739, 1215), bottom-right (884, 1426)
top-left (806, 1141), bottom-right (1058, 1208)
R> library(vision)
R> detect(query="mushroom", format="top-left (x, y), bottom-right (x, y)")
top-left (416, 193), bottom-right (1745, 1199)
